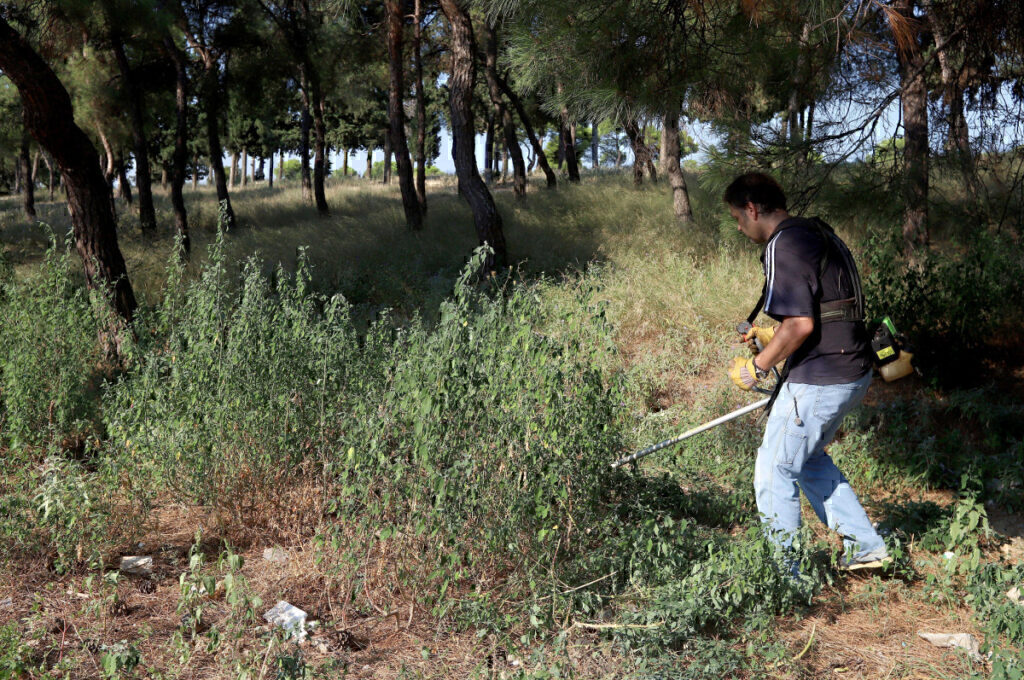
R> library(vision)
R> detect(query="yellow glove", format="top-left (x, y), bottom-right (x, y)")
top-left (742, 324), bottom-right (776, 352)
top-left (729, 356), bottom-right (764, 391)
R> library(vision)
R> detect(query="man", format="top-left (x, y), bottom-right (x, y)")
top-left (724, 173), bottom-right (889, 573)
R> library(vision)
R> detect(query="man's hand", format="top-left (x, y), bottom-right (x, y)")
top-left (742, 324), bottom-right (776, 352)
top-left (729, 356), bottom-right (764, 391)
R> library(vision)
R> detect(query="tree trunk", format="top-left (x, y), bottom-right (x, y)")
top-left (165, 34), bottom-right (190, 257)
top-left (342, 148), bottom-right (348, 177)
top-left (19, 132), bottom-right (35, 220)
top-left (658, 120), bottom-right (668, 175)
top-left (383, 132), bottom-right (392, 184)
top-left (202, 62), bottom-right (235, 230)
top-left (44, 152), bottom-right (55, 199)
top-left (439, 0), bottom-right (507, 271)
top-left (642, 123), bottom-right (657, 183)
top-left (385, 0), bottom-right (423, 229)
top-left (13, 153), bottom-right (21, 193)
top-left (111, 35), bottom-right (157, 233)
top-left (493, 134), bottom-right (501, 179)
top-left (366, 147), bottom-right (372, 179)
top-left (893, 0), bottom-right (929, 254)
top-left (0, 17), bottom-right (136, 353)
top-left (624, 118), bottom-right (644, 187)
top-left (663, 111), bottom-right (693, 222)
top-left (484, 113), bottom-right (495, 183)
top-left (496, 72), bottom-right (555, 188)
top-left (229, 150), bottom-right (238, 187)
top-left (192, 153), bottom-right (199, 190)
top-left (278, 151), bottom-right (284, 184)
top-left (563, 114), bottom-right (579, 182)
top-left (268, 150), bottom-right (275, 188)
top-left (556, 124), bottom-right (564, 169)
top-left (413, 0), bottom-right (427, 213)
top-left (299, 75), bottom-right (313, 201)
top-left (116, 153), bottom-right (133, 204)
top-left (482, 21), bottom-right (526, 198)
top-left (311, 82), bottom-right (329, 214)
top-left (96, 123), bottom-right (117, 209)
top-left (242, 147), bottom-right (248, 186)
top-left (928, 7), bottom-right (973, 194)
top-left (591, 120), bottom-right (598, 168)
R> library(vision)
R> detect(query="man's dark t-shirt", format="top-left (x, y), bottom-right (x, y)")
top-left (760, 217), bottom-right (872, 385)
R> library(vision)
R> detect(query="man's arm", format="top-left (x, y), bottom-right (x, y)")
top-left (753, 316), bottom-right (813, 373)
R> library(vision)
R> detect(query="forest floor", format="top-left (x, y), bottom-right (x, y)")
top-left (2, 173), bottom-right (1023, 679)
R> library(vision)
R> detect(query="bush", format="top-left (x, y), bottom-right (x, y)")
top-left (104, 243), bottom-right (624, 604)
top-left (966, 562), bottom-right (1024, 646)
top-left (281, 159), bottom-right (302, 181)
top-left (0, 239), bottom-right (104, 448)
top-left (862, 229), bottom-right (1024, 380)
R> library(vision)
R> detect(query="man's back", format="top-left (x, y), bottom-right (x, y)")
top-left (760, 217), bottom-right (871, 385)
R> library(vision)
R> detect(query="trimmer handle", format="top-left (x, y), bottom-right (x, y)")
top-left (736, 321), bottom-right (779, 394)
top-left (736, 321), bottom-right (764, 352)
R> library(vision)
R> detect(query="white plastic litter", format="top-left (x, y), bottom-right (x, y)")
top-left (1008, 586), bottom-right (1022, 605)
top-left (262, 547), bottom-right (289, 563)
top-left (942, 551), bottom-right (956, 560)
top-left (918, 632), bottom-right (983, 661)
top-left (119, 556), bottom-right (153, 575)
top-left (264, 601), bottom-right (307, 640)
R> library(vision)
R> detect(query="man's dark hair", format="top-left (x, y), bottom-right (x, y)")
top-left (723, 173), bottom-right (788, 213)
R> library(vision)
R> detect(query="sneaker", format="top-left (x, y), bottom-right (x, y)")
top-left (840, 548), bottom-right (893, 571)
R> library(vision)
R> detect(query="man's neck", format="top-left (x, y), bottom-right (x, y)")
top-left (762, 210), bottom-right (792, 240)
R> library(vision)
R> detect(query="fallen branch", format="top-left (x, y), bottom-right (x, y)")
top-left (571, 620), bottom-right (665, 630)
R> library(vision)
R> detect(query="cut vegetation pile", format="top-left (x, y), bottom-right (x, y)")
top-left (1, 174), bottom-right (1023, 679)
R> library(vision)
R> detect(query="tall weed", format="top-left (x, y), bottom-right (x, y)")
top-left (0, 238), bottom-right (104, 448)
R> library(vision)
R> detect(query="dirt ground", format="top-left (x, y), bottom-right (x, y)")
top-left (3, 495), bottom-right (1020, 679)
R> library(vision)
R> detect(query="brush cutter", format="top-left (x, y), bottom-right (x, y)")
top-left (610, 322), bottom-right (781, 469)
top-left (611, 396), bottom-right (770, 468)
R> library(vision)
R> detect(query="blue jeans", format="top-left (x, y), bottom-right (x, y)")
top-left (754, 371), bottom-right (884, 562)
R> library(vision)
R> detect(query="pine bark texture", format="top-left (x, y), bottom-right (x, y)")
top-left (662, 112), bottom-right (693, 221)
top-left (413, 0), bottom-right (427, 212)
top-left (624, 119), bottom-right (645, 187)
top-left (496, 73), bottom-right (556, 188)
top-left (560, 107), bottom-right (580, 182)
top-left (299, 75), bottom-right (313, 201)
top-left (484, 114), bottom-right (494, 183)
top-left (0, 17), bottom-right (136, 350)
top-left (893, 0), bottom-right (929, 253)
top-left (116, 154), bottom-right (133, 204)
top-left (311, 88), bottom-right (329, 214)
top-left (111, 36), bottom-right (157, 233)
top-left (439, 0), bottom-right (507, 270)
top-left (482, 22), bottom-right (525, 198)
top-left (19, 132), bottom-right (35, 220)
top-left (385, 0), bottom-right (423, 229)
top-left (200, 59), bottom-right (235, 229)
top-left (165, 35), bottom-right (191, 256)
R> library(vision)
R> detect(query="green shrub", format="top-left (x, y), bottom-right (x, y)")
top-left (862, 229), bottom-right (1024, 380)
top-left (0, 239), bottom-right (104, 447)
top-left (105, 244), bottom-right (624, 606)
top-left (281, 159), bottom-right (302, 181)
top-left (966, 562), bottom-right (1024, 647)
top-left (0, 622), bottom-right (32, 680)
